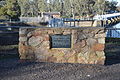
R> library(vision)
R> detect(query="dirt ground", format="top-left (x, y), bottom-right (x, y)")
top-left (0, 39), bottom-right (120, 80)
top-left (0, 59), bottom-right (120, 80)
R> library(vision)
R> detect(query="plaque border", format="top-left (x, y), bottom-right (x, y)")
top-left (49, 34), bottom-right (73, 49)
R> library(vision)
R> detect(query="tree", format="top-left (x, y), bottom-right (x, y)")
top-left (0, 0), bottom-right (6, 7)
top-left (6, 0), bottom-right (21, 20)
top-left (0, 5), bottom-right (7, 16)
top-left (75, 0), bottom-right (95, 17)
top-left (0, 0), bottom-right (116, 18)
top-left (18, 0), bottom-right (47, 17)
top-left (63, 0), bottom-right (71, 17)
top-left (38, 0), bottom-right (46, 12)
top-left (93, 0), bottom-right (105, 15)
top-left (51, 0), bottom-right (61, 12)
top-left (18, 0), bottom-right (29, 17)
top-left (63, 0), bottom-right (96, 18)
top-left (104, 1), bottom-right (118, 13)
top-left (0, 0), bottom-right (7, 19)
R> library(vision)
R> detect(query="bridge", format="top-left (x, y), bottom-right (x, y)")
top-left (48, 13), bottom-right (120, 27)
top-left (93, 13), bottom-right (120, 27)
top-left (93, 13), bottom-right (120, 20)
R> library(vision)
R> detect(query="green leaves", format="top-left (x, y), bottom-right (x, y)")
top-left (0, 0), bottom-right (21, 20)
top-left (0, 0), bottom-right (118, 18)
top-left (0, 6), bottom-right (7, 16)
top-left (6, 0), bottom-right (21, 19)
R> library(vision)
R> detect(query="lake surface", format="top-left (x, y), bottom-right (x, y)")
top-left (106, 22), bottom-right (120, 38)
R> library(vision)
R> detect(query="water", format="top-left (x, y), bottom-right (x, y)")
top-left (48, 18), bottom-right (80, 27)
top-left (48, 18), bottom-right (64, 27)
top-left (112, 22), bottom-right (120, 29)
top-left (106, 22), bottom-right (120, 38)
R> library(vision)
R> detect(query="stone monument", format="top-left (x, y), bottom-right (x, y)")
top-left (19, 27), bottom-right (106, 64)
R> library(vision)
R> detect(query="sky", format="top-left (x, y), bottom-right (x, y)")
top-left (108, 0), bottom-right (120, 6)
top-left (116, 0), bottom-right (120, 6)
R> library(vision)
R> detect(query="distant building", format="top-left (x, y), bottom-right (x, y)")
top-left (42, 12), bottom-right (61, 18)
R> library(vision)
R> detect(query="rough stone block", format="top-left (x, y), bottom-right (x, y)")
top-left (41, 41), bottom-right (50, 47)
top-left (19, 37), bottom-right (27, 42)
top-left (44, 35), bottom-right (49, 41)
top-left (48, 30), bottom-right (54, 34)
top-left (54, 29), bottom-right (63, 34)
top-left (53, 52), bottom-right (64, 62)
top-left (27, 32), bottom-right (33, 37)
top-left (92, 43), bottom-right (105, 51)
top-left (94, 33), bottom-right (106, 38)
top-left (77, 33), bottom-right (87, 40)
top-left (96, 57), bottom-right (105, 64)
top-left (19, 28), bottom-right (27, 34)
top-left (19, 34), bottom-right (26, 37)
top-left (67, 55), bottom-right (76, 63)
top-left (85, 33), bottom-right (94, 38)
top-left (98, 38), bottom-right (105, 44)
top-left (81, 46), bottom-right (90, 53)
top-left (97, 29), bottom-right (105, 34)
top-left (33, 32), bottom-right (41, 37)
top-left (63, 30), bottom-right (71, 34)
top-left (74, 40), bottom-right (86, 50)
top-left (96, 51), bottom-right (105, 57)
top-left (47, 55), bottom-right (57, 62)
top-left (19, 44), bottom-right (28, 59)
top-left (79, 40), bottom-right (87, 48)
top-left (86, 38), bottom-right (97, 46)
top-left (28, 36), bottom-right (43, 47)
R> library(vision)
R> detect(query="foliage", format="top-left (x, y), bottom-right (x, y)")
top-left (0, 0), bottom-right (21, 20)
top-left (105, 1), bottom-right (118, 13)
top-left (6, 0), bottom-right (21, 20)
top-left (0, 0), bottom-right (118, 18)
top-left (0, 5), bottom-right (7, 16)
top-left (18, 0), bottom-right (30, 17)
top-left (38, 0), bottom-right (47, 12)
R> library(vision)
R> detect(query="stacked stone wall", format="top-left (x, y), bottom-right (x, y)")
top-left (19, 27), bottom-right (106, 64)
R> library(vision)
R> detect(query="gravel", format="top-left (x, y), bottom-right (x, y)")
top-left (0, 59), bottom-right (120, 80)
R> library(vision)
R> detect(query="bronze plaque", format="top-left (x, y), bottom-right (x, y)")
top-left (50, 34), bottom-right (71, 48)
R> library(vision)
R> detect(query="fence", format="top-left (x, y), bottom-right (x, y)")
top-left (48, 18), bottom-right (94, 27)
